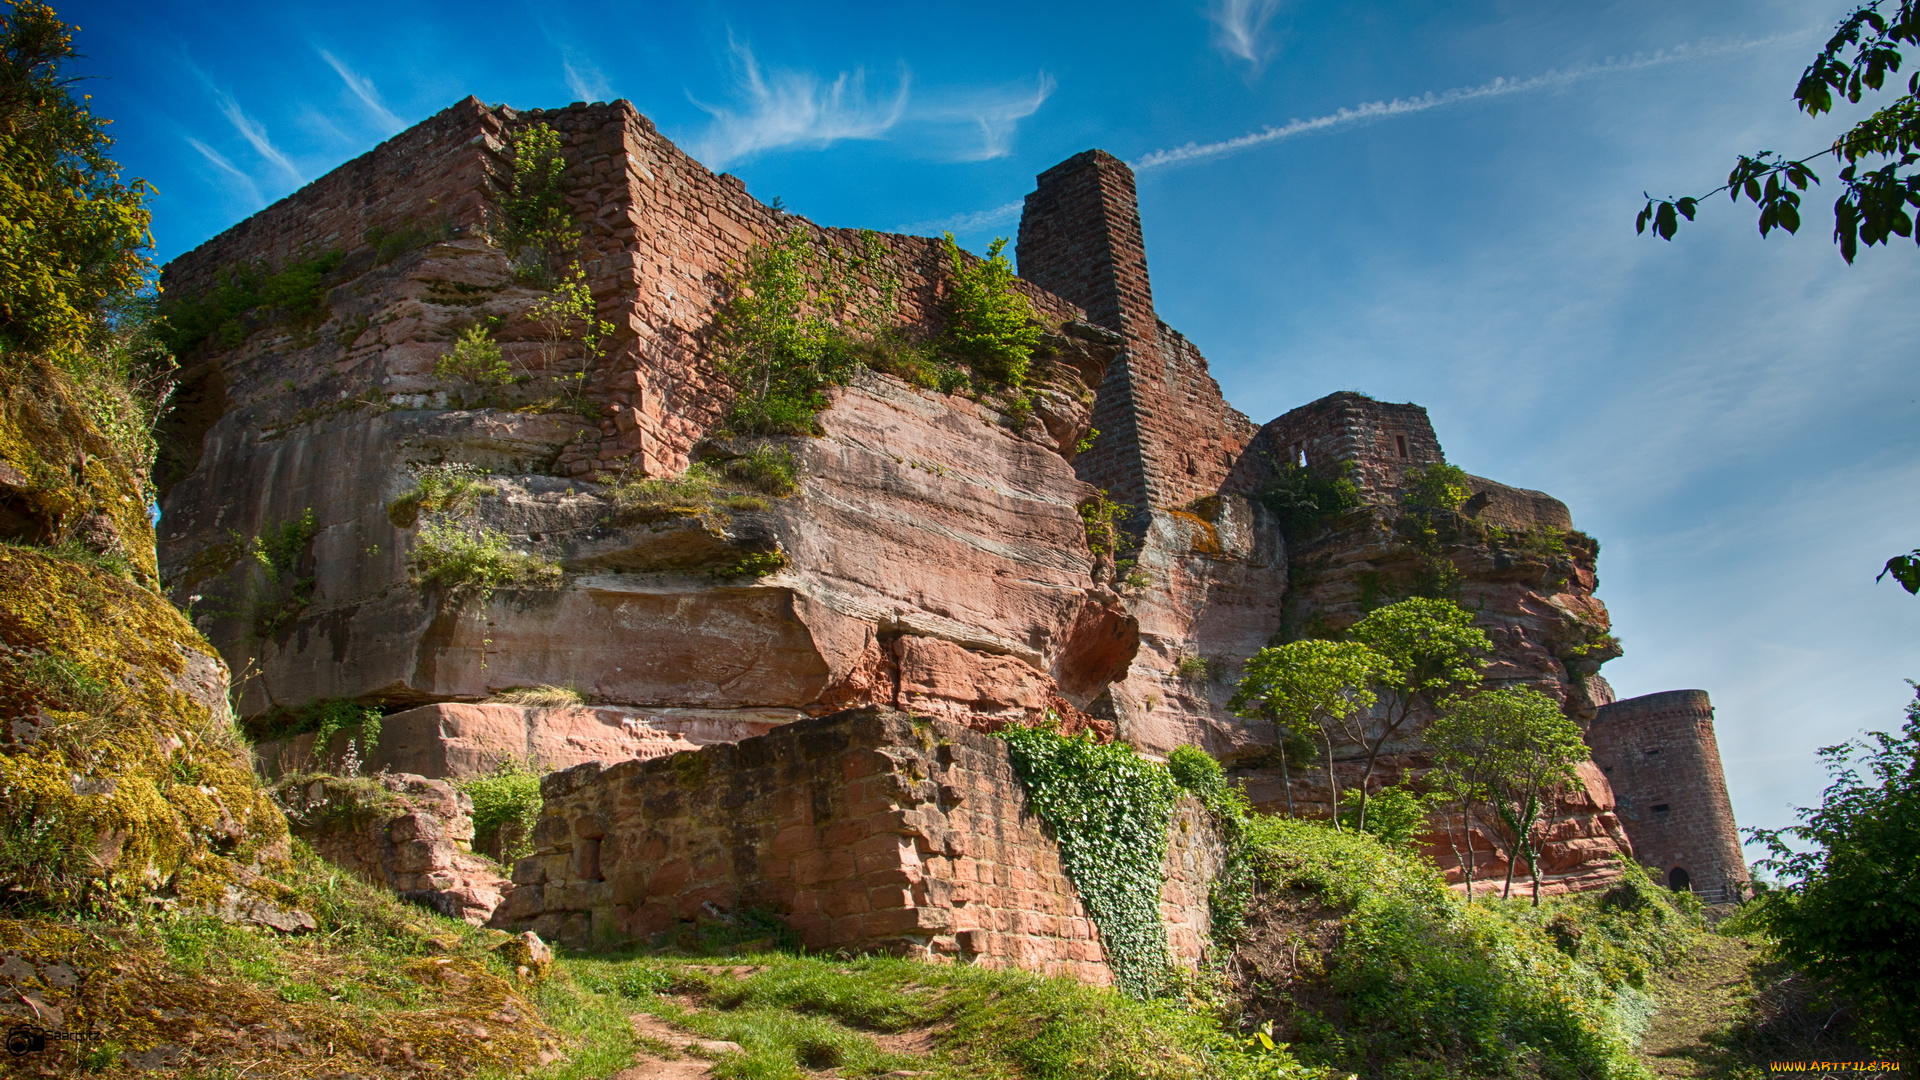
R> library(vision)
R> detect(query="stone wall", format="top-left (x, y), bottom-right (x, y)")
top-left (1587, 690), bottom-right (1749, 901)
top-left (491, 707), bottom-right (1221, 984)
top-left (273, 772), bottom-right (509, 924)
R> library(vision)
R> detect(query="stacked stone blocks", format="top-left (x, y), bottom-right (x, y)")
top-left (493, 707), bottom-right (1220, 984)
top-left (1586, 690), bottom-right (1749, 901)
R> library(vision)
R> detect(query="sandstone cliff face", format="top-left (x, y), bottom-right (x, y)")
top-left (153, 94), bottom-right (1674, 914)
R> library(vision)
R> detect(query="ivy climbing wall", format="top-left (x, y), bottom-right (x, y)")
top-left (492, 707), bottom-right (1223, 985)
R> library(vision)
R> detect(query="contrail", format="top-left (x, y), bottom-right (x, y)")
top-left (1132, 32), bottom-right (1808, 171)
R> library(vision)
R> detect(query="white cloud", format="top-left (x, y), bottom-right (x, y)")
top-left (319, 49), bottom-right (405, 136)
top-left (896, 200), bottom-right (1023, 237)
top-left (1138, 32), bottom-right (1810, 170)
top-left (207, 88), bottom-right (303, 185)
top-left (935, 74), bottom-right (1055, 161)
top-left (1210, 0), bottom-right (1283, 70)
top-left (185, 136), bottom-right (263, 207)
top-left (563, 55), bottom-right (613, 103)
top-left (689, 37), bottom-right (910, 170)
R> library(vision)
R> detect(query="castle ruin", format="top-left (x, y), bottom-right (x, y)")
top-left (157, 96), bottom-right (1746, 976)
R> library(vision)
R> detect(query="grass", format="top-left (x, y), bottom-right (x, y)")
top-left (407, 520), bottom-right (562, 599)
top-left (0, 842), bottom-right (557, 1077)
top-left (488, 684), bottom-right (586, 707)
top-left (1634, 926), bottom-right (1881, 1079)
top-left (1233, 816), bottom-right (1701, 1080)
top-left (551, 949), bottom-right (1324, 1080)
top-left (604, 446), bottom-right (800, 524)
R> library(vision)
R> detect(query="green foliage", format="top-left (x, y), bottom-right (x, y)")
top-left (1078, 489), bottom-right (1131, 557)
top-left (1426, 687), bottom-right (1589, 905)
top-left (566, 950), bottom-right (1320, 1080)
top-left (364, 219), bottom-right (450, 265)
top-left (605, 448), bottom-right (798, 524)
top-left (713, 228), bottom-right (868, 435)
top-left (1342, 597), bottom-right (1490, 830)
top-left (245, 696), bottom-right (382, 747)
top-left (527, 261), bottom-right (615, 402)
top-left (1230, 639), bottom-right (1391, 828)
top-left (997, 721), bottom-right (1181, 997)
top-left (1168, 745), bottom-right (1261, 943)
top-left (1638, 1), bottom-right (1919, 262)
top-left (1486, 524), bottom-right (1570, 560)
top-left (941, 234), bottom-right (1042, 388)
top-left (1076, 426), bottom-right (1101, 455)
top-left (456, 759), bottom-right (543, 864)
top-left (1258, 462), bottom-right (1362, 537)
top-left (1401, 462), bottom-right (1472, 512)
top-left (406, 519), bottom-right (562, 601)
top-left (158, 250), bottom-right (344, 358)
top-left (386, 462), bottom-right (494, 528)
top-left (606, 461), bottom-right (723, 520)
top-left (1879, 548), bottom-right (1920, 593)
top-left (715, 550), bottom-right (789, 578)
top-left (209, 507), bottom-right (321, 638)
top-left (1745, 682), bottom-right (1920, 1054)
top-left (719, 443), bottom-right (801, 496)
top-left (1244, 817), bottom-right (1669, 1079)
top-left (500, 122), bottom-right (574, 265)
top-left (0, 2), bottom-right (156, 353)
top-left (1337, 783), bottom-right (1438, 850)
top-left (1175, 653), bottom-right (1223, 686)
top-left (435, 324), bottom-right (511, 386)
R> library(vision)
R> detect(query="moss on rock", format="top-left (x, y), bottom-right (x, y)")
top-left (0, 543), bottom-right (288, 908)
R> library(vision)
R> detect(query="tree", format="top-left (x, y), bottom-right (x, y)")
top-left (1425, 686), bottom-right (1588, 906)
top-left (1638, 1), bottom-right (1919, 262)
top-left (1747, 684), bottom-right (1920, 1054)
top-left (941, 233), bottom-right (1040, 388)
top-left (1345, 597), bottom-right (1491, 832)
top-left (1231, 639), bottom-right (1390, 831)
top-left (0, 0), bottom-right (156, 353)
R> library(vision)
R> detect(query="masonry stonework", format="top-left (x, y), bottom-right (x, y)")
top-left (157, 89), bottom-right (1753, 967)
top-left (491, 707), bottom-right (1220, 983)
top-left (1587, 690), bottom-right (1749, 901)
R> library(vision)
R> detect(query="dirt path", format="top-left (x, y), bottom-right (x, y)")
top-left (1639, 933), bottom-right (1767, 1078)
top-left (611, 1013), bottom-right (738, 1080)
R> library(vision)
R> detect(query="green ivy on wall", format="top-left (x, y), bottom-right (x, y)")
top-left (996, 721), bottom-right (1180, 997)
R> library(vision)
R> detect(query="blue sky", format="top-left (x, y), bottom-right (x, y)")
top-left (67, 0), bottom-right (1920, 861)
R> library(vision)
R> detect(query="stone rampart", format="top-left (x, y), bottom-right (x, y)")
top-left (491, 707), bottom-right (1221, 984)
top-left (1587, 690), bottom-right (1749, 900)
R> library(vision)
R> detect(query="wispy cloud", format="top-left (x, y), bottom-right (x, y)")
top-left (1210, 0), bottom-right (1283, 71)
top-left (319, 49), bottom-right (404, 136)
top-left (689, 37), bottom-right (910, 170)
top-left (936, 74), bottom-right (1055, 161)
top-left (181, 52), bottom-right (305, 186)
top-left (897, 200), bottom-right (1023, 237)
top-left (563, 54), bottom-right (613, 103)
top-left (185, 136), bottom-right (263, 207)
top-left (1137, 33), bottom-right (1806, 170)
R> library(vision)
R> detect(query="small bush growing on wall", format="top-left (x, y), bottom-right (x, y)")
top-left (713, 228), bottom-right (867, 436)
top-left (997, 720), bottom-right (1180, 997)
top-left (457, 759), bottom-right (543, 864)
top-left (1078, 490), bottom-right (1131, 557)
top-left (158, 250), bottom-right (344, 357)
top-left (407, 520), bottom-right (561, 601)
top-left (1402, 462), bottom-right (1472, 512)
top-left (941, 234), bottom-right (1042, 388)
top-left (387, 462), bottom-right (494, 528)
top-left (435, 324), bottom-right (511, 387)
top-left (500, 123), bottom-right (574, 267)
top-left (1257, 461), bottom-right (1361, 538)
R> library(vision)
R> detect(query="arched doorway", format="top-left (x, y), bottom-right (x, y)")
top-left (1668, 867), bottom-right (1691, 892)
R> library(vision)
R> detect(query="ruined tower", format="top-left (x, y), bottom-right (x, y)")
top-left (1586, 690), bottom-right (1749, 901)
top-left (1017, 150), bottom-right (1255, 511)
